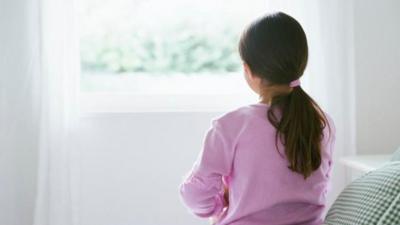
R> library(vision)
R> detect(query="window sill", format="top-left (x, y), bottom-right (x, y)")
top-left (79, 92), bottom-right (257, 113)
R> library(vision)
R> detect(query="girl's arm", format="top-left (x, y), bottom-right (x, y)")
top-left (179, 120), bottom-right (233, 218)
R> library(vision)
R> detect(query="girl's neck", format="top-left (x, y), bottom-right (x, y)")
top-left (259, 97), bottom-right (272, 105)
top-left (259, 84), bottom-right (293, 104)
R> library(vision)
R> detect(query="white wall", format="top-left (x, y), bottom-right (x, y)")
top-left (75, 112), bottom-right (220, 225)
top-left (354, 0), bottom-right (400, 154)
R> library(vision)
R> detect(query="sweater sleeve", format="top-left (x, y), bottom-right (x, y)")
top-left (179, 119), bottom-right (234, 218)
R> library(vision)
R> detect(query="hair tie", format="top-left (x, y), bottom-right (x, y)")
top-left (289, 79), bottom-right (301, 88)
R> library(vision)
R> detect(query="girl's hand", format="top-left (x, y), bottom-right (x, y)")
top-left (210, 187), bottom-right (229, 224)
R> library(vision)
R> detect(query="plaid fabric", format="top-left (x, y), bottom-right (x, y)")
top-left (378, 188), bottom-right (400, 225)
top-left (324, 162), bottom-right (400, 225)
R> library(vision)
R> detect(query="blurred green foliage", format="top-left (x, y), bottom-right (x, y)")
top-left (80, 26), bottom-right (242, 75)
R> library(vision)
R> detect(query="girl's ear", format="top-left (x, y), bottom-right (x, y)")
top-left (243, 62), bottom-right (261, 95)
top-left (243, 63), bottom-right (253, 80)
top-left (244, 63), bottom-right (260, 83)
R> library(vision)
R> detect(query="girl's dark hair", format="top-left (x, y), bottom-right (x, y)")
top-left (239, 12), bottom-right (328, 179)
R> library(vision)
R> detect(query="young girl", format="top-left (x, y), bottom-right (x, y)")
top-left (179, 12), bottom-right (335, 225)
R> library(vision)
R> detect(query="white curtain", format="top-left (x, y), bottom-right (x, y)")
top-left (1, 0), bottom-right (80, 224)
top-left (265, 0), bottom-right (357, 213)
top-left (34, 0), bottom-right (80, 224)
top-left (0, 0), bottom-right (42, 224)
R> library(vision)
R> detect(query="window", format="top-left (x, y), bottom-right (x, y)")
top-left (78, 0), bottom-right (265, 112)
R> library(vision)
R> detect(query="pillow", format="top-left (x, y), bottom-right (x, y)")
top-left (324, 162), bottom-right (400, 225)
top-left (377, 188), bottom-right (400, 225)
top-left (390, 146), bottom-right (400, 161)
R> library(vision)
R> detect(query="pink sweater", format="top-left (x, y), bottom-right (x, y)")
top-left (179, 103), bottom-right (335, 225)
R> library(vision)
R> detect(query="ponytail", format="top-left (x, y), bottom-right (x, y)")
top-left (238, 12), bottom-right (328, 178)
top-left (267, 86), bottom-right (328, 179)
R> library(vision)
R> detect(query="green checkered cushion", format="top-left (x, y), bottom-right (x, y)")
top-left (324, 162), bottom-right (400, 225)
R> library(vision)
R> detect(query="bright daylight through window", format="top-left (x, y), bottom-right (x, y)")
top-left (78, 0), bottom-right (266, 111)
